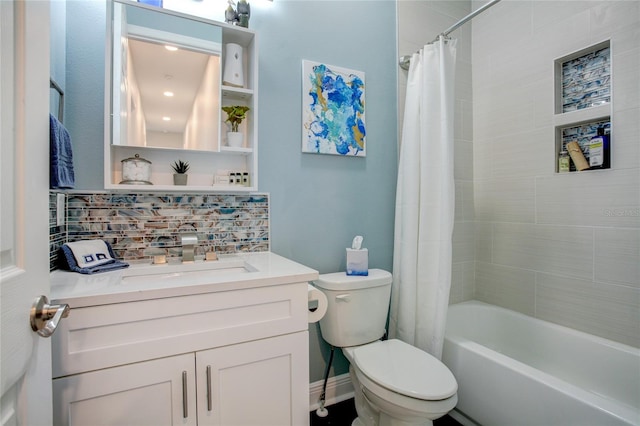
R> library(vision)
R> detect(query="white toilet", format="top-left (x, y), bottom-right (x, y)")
top-left (313, 269), bottom-right (458, 426)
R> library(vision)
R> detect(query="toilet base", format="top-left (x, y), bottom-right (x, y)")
top-left (349, 365), bottom-right (454, 426)
top-left (352, 418), bottom-right (366, 426)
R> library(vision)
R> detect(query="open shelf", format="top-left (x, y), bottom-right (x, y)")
top-left (553, 41), bottom-right (611, 173)
top-left (105, 6), bottom-right (258, 192)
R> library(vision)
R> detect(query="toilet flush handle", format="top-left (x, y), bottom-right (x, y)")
top-left (335, 294), bottom-right (351, 302)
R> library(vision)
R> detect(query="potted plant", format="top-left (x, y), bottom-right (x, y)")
top-left (171, 160), bottom-right (190, 185)
top-left (222, 105), bottom-right (250, 148)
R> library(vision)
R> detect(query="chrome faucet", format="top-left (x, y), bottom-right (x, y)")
top-left (181, 233), bottom-right (198, 263)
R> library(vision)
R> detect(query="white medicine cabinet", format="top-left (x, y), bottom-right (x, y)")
top-left (104, 0), bottom-right (258, 191)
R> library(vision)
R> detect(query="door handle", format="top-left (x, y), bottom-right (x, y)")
top-left (29, 295), bottom-right (69, 338)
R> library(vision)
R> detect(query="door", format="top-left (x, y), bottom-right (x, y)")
top-left (196, 332), bottom-right (309, 426)
top-left (1, 1), bottom-right (53, 425)
top-left (53, 354), bottom-right (198, 426)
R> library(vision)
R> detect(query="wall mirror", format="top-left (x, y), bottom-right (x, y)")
top-left (111, 1), bottom-right (222, 151)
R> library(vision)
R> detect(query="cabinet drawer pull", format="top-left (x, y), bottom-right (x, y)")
top-left (206, 365), bottom-right (213, 411)
top-left (182, 371), bottom-right (188, 418)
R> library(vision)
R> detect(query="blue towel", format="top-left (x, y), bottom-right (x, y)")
top-left (50, 113), bottom-right (75, 189)
top-left (60, 240), bottom-right (129, 274)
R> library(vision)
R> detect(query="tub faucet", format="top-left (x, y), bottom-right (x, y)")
top-left (181, 233), bottom-right (198, 263)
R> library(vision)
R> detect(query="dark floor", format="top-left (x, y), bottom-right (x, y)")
top-left (310, 398), bottom-right (461, 426)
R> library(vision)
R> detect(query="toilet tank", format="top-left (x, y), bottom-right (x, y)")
top-left (313, 269), bottom-right (392, 348)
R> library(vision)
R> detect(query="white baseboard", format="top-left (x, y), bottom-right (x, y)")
top-left (309, 373), bottom-right (354, 410)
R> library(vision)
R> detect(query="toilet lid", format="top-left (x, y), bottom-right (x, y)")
top-left (352, 339), bottom-right (457, 400)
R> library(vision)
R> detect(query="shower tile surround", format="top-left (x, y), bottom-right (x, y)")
top-left (471, 0), bottom-right (639, 347)
top-left (49, 192), bottom-right (269, 271)
top-left (398, 0), bottom-right (639, 349)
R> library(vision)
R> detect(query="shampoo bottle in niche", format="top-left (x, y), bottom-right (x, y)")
top-left (589, 127), bottom-right (610, 169)
top-left (346, 235), bottom-right (368, 276)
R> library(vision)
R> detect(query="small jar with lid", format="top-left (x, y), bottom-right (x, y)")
top-left (120, 154), bottom-right (153, 184)
top-left (558, 150), bottom-right (570, 173)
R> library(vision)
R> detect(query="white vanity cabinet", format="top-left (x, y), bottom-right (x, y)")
top-left (53, 333), bottom-right (307, 426)
top-left (196, 332), bottom-right (308, 426)
top-left (50, 255), bottom-right (317, 426)
top-left (53, 353), bottom-right (198, 425)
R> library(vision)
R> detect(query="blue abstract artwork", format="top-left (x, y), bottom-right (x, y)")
top-left (302, 60), bottom-right (366, 156)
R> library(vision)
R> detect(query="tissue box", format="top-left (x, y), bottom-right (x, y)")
top-left (346, 248), bottom-right (368, 276)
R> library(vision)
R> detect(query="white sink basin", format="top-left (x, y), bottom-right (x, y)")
top-left (122, 256), bottom-right (256, 283)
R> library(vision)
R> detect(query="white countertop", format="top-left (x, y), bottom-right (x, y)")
top-left (50, 252), bottom-right (319, 308)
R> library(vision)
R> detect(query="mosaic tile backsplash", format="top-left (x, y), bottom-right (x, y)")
top-left (49, 192), bottom-right (269, 271)
top-left (562, 46), bottom-right (610, 112)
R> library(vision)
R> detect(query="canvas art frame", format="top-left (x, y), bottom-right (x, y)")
top-left (302, 60), bottom-right (366, 156)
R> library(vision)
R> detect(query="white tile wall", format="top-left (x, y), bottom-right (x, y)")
top-left (492, 223), bottom-right (594, 280)
top-left (474, 222), bottom-right (492, 263)
top-left (456, 180), bottom-right (476, 222)
top-left (473, 0), bottom-right (640, 347)
top-left (612, 46), bottom-right (640, 112)
top-left (450, 261), bottom-right (475, 305)
top-left (536, 168), bottom-right (640, 228)
top-left (474, 177), bottom-right (536, 223)
top-left (610, 107), bottom-right (640, 170)
top-left (398, 0), bottom-right (639, 348)
top-left (453, 220), bottom-right (475, 263)
top-left (475, 261), bottom-right (536, 316)
top-left (536, 273), bottom-right (640, 347)
top-left (594, 228), bottom-right (640, 287)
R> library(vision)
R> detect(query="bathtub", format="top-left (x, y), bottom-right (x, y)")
top-left (442, 301), bottom-right (640, 426)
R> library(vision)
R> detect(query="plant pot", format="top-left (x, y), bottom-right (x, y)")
top-left (227, 132), bottom-right (244, 148)
top-left (173, 174), bottom-right (188, 185)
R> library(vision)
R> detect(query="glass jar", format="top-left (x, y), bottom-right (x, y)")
top-left (558, 150), bottom-right (570, 173)
top-left (120, 154), bottom-right (153, 184)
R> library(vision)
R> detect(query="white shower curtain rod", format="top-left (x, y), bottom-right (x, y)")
top-left (398, 0), bottom-right (502, 70)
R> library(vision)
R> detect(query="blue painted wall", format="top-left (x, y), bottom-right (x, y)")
top-left (63, 0), bottom-right (398, 383)
top-left (251, 2), bottom-right (398, 381)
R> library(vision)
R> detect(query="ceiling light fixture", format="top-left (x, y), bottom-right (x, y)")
top-left (165, 45), bottom-right (178, 51)
top-left (163, 91), bottom-right (174, 97)
top-left (162, 117), bottom-right (171, 121)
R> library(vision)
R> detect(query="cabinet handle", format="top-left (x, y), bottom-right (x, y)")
top-left (206, 365), bottom-right (213, 411)
top-left (182, 371), bottom-right (188, 419)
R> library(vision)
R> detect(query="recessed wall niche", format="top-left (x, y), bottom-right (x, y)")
top-left (554, 40), bottom-right (611, 173)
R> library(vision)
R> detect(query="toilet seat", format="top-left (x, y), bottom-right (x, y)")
top-left (352, 365), bottom-right (458, 422)
top-left (350, 339), bottom-right (457, 400)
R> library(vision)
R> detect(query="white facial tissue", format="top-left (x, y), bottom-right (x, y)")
top-left (347, 235), bottom-right (368, 276)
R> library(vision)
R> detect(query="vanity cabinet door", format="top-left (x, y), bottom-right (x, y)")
top-left (196, 331), bottom-right (309, 426)
top-left (53, 354), bottom-right (197, 426)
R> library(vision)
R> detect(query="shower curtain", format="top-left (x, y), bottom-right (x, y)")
top-left (389, 37), bottom-right (457, 359)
